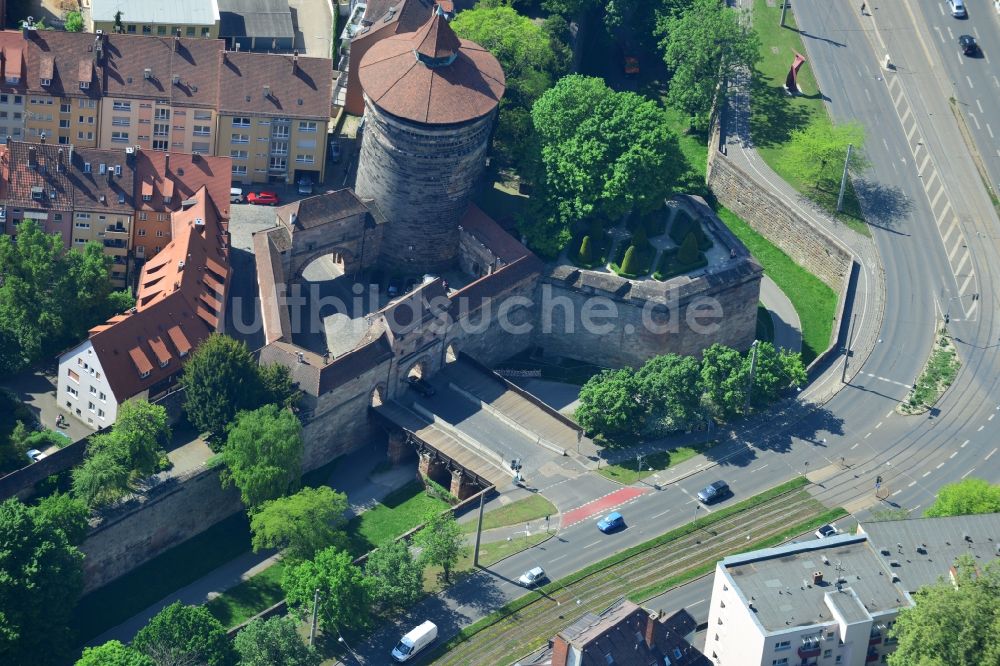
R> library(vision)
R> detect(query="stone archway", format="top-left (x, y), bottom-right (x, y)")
top-left (444, 341), bottom-right (459, 365)
top-left (293, 246), bottom-right (357, 282)
top-left (370, 383), bottom-right (386, 408)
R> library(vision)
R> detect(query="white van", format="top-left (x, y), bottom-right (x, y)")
top-left (230, 187), bottom-right (243, 203)
top-left (391, 620), bottom-right (437, 662)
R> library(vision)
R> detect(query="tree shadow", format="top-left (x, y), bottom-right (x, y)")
top-left (852, 179), bottom-right (913, 231)
top-left (749, 77), bottom-right (814, 148)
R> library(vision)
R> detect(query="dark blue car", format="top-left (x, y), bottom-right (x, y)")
top-left (597, 512), bottom-right (624, 533)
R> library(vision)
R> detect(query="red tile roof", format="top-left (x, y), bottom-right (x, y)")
top-left (459, 203), bottom-right (531, 264)
top-left (22, 30), bottom-right (105, 99)
top-left (100, 34), bottom-right (222, 107)
top-left (218, 50), bottom-right (332, 119)
top-left (134, 149), bottom-right (231, 221)
top-left (358, 12), bottom-right (505, 125)
top-left (87, 186), bottom-right (230, 402)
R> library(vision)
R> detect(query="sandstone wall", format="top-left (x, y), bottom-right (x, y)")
top-left (707, 154), bottom-right (852, 291)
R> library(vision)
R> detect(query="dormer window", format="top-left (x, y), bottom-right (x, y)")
top-left (39, 77), bottom-right (50, 86)
top-left (162, 196), bottom-right (171, 204)
top-left (84, 162), bottom-right (91, 173)
top-left (79, 81), bottom-right (90, 90)
top-left (30, 186), bottom-right (43, 201)
top-left (139, 370), bottom-right (150, 378)
top-left (142, 194), bottom-right (151, 201)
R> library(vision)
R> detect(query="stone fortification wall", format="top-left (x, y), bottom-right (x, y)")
top-left (707, 153), bottom-right (852, 291)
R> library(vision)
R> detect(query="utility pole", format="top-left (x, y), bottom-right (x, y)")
top-left (780, 1), bottom-right (788, 27)
top-left (744, 340), bottom-right (760, 414)
top-left (836, 144), bottom-right (853, 213)
top-left (473, 490), bottom-right (486, 566)
top-left (309, 588), bottom-right (319, 647)
top-left (841, 313), bottom-right (857, 383)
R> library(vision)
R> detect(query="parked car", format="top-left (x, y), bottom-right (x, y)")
top-left (391, 620), bottom-right (437, 662)
top-left (387, 276), bottom-right (403, 297)
top-left (597, 511), bottom-right (625, 533)
top-left (815, 524), bottom-right (838, 539)
top-left (959, 34), bottom-right (979, 56)
top-left (230, 187), bottom-right (243, 203)
top-left (948, 0), bottom-right (967, 17)
top-left (697, 480), bottom-right (731, 504)
top-left (619, 40), bottom-right (639, 76)
top-left (329, 139), bottom-right (342, 163)
top-left (247, 191), bottom-right (279, 205)
top-left (26, 449), bottom-right (46, 462)
top-left (517, 566), bottom-right (547, 587)
top-left (407, 376), bottom-right (436, 397)
top-left (297, 179), bottom-right (314, 195)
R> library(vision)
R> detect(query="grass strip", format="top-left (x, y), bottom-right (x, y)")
top-left (715, 206), bottom-right (835, 364)
top-left (596, 442), bottom-right (710, 485)
top-left (461, 495), bottom-right (557, 534)
top-left (426, 477), bottom-right (810, 658)
top-left (205, 560), bottom-right (286, 628)
top-left (899, 330), bottom-right (961, 415)
top-left (628, 507), bottom-right (849, 601)
top-left (344, 481), bottom-right (449, 556)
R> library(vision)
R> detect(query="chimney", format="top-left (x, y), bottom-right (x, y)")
top-left (263, 84), bottom-right (271, 99)
top-left (164, 153), bottom-right (170, 172)
top-left (643, 613), bottom-right (657, 649)
top-left (172, 74), bottom-right (180, 85)
top-left (27, 145), bottom-right (36, 168)
top-left (57, 147), bottom-right (63, 171)
top-left (293, 49), bottom-right (298, 71)
top-left (39, 132), bottom-right (46, 144)
top-left (813, 571), bottom-right (824, 586)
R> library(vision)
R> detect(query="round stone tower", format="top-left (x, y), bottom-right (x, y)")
top-left (355, 9), bottom-right (505, 273)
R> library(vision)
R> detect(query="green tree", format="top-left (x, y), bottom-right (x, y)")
top-left (31, 492), bottom-right (89, 546)
top-left (541, 0), bottom-right (596, 18)
top-left (658, 0), bottom-right (761, 131)
top-left (699, 343), bottom-right (748, 419)
top-left (282, 547), bottom-right (370, 632)
top-left (76, 641), bottom-right (155, 666)
top-left (258, 362), bottom-right (298, 408)
top-left (619, 245), bottom-right (638, 275)
top-left (64, 10), bottom-right (84, 32)
top-left (783, 120), bottom-right (868, 191)
top-left (925, 479), bottom-right (1000, 517)
top-left (677, 231), bottom-right (699, 265)
top-left (746, 342), bottom-right (806, 409)
top-left (105, 399), bottom-right (170, 478)
top-left (364, 539), bottom-right (424, 612)
top-left (635, 354), bottom-right (704, 433)
top-left (0, 498), bottom-right (84, 665)
top-left (528, 75), bottom-right (682, 251)
top-left (222, 404), bottom-right (303, 510)
top-left (180, 333), bottom-right (264, 438)
top-left (250, 486), bottom-right (349, 561)
top-left (72, 445), bottom-right (132, 509)
top-left (887, 555), bottom-right (1000, 666)
top-left (414, 510), bottom-right (467, 583)
top-left (575, 368), bottom-right (644, 438)
top-left (577, 235), bottom-right (593, 263)
top-left (233, 616), bottom-right (320, 666)
top-left (133, 602), bottom-right (237, 666)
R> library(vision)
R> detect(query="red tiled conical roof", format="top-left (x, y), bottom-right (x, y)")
top-left (413, 12), bottom-right (461, 61)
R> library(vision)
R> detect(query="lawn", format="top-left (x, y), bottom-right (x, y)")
top-left (344, 481), bottom-right (450, 556)
top-left (205, 560), bottom-right (286, 629)
top-left (460, 494), bottom-right (557, 534)
top-left (424, 532), bottom-right (554, 594)
top-left (715, 206), bottom-right (836, 364)
top-left (596, 442), bottom-right (711, 485)
top-left (751, 0), bottom-right (869, 236)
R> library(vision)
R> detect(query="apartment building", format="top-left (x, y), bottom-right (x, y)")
top-left (133, 149), bottom-right (231, 263)
top-left (14, 27), bottom-right (331, 185)
top-left (56, 186), bottom-right (230, 429)
top-left (217, 51), bottom-right (330, 186)
top-left (90, 0), bottom-right (221, 40)
top-left (0, 32), bottom-right (28, 141)
top-left (705, 514), bottom-right (1000, 666)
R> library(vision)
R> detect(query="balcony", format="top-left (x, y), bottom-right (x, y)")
top-left (103, 226), bottom-right (128, 236)
top-left (869, 636), bottom-right (883, 646)
top-left (866, 652), bottom-right (880, 663)
top-left (342, 2), bottom-right (367, 41)
top-left (798, 646), bottom-right (821, 659)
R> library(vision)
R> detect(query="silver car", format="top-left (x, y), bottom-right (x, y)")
top-left (517, 566), bottom-right (546, 587)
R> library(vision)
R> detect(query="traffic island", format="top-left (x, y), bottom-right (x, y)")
top-left (897, 328), bottom-right (961, 415)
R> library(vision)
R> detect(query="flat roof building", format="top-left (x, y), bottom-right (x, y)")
top-left (90, 0), bottom-right (221, 39)
top-left (219, 0), bottom-right (295, 53)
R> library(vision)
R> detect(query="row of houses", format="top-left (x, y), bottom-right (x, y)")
top-left (0, 25), bottom-right (331, 188)
top-left (0, 139), bottom-right (230, 287)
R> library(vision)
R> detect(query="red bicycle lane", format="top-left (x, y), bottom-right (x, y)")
top-left (559, 486), bottom-right (651, 528)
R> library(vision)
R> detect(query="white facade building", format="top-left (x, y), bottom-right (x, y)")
top-left (57, 340), bottom-right (119, 429)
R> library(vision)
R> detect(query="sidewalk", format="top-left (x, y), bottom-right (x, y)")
top-left (87, 443), bottom-right (417, 647)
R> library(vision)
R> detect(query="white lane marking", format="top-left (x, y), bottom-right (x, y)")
top-left (864, 432), bottom-right (872, 439)
top-left (886, 411), bottom-right (894, 419)
top-left (959, 274), bottom-right (974, 295)
top-left (883, 137), bottom-right (890, 152)
top-left (750, 464), bottom-right (769, 474)
top-left (865, 88), bottom-right (872, 103)
top-left (905, 119), bottom-right (917, 140)
top-left (936, 462), bottom-right (945, 469)
top-left (986, 447), bottom-right (997, 460)
top-left (583, 539), bottom-right (602, 548)
top-left (961, 468), bottom-right (976, 479)
top-left (938, 200), bottom-right (953, 225)
top-left (977, 99), bottom-right (984, 113)
top-left (925, 169), bottom-right (940, 192)
top-left (954, 250), bottom-right (970, 275)
top-left (989, 124), bottom-right (995, 139)
top-left (688, 598), bottom-right (707, 608)
top-left (948, 25), bottom-right (954, 39)
top-left (850, 443), bottom-right (859, 450)
top-left (994, 75), bottom-right (1000, 88)
top-left (876, 422), bottom-right (883, 429)
top-left (930, 186), bottom-right (944, 209)
top-left (961, 440), bottom-right (969, 448)
top-left (949, 451), bottom-right (958, 459)
top-left (919, 153), bottom-right (931, 173)
top-left (989, 413), bottom-right (995, 421)
top-left (907, 481), bottom-right (916, 487)
top-left (550, 553), bottom-right (569, 562)
top-left (934, 24), bottom-right (944, 41)
top-left (651, 508), bottom-right (672, 520)
top-left (969, 112), bottom-right (981, 130)
top-left (891, 490), bottom-right (902, 497)
top-left (922, 471), bottom-right (932, 478)
top-left (978, 425), bottom-right (985, 432)
top-left (947, 237), bottom-right (963, 261)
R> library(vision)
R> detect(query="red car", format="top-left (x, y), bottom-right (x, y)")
top-left (247, 191), bottom-right (279, 206)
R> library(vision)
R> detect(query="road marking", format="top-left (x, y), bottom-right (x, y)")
top-left (961, 440), bottom-right (969, 448)
top-left (905, 120), bottom-right (918, 142)
top-left (959, 274), bottom-right (974, 295)
top-left (651, 508), bottom-right (672, 520)
top-left (947, 237), bottom-right (962, 261)
top-left (989, 124), bottom-right (995, 139)
top-left (919, 153), bottom-right (931, 173)
top-left (989, 413), bottom-right (995, 421)
top-left (987, 448), bottom-right (997, 461)
top-left (865, 88), bottom-right (872, 103)
top-left (925, 169), bottom-right (940, 192)
top-left (688, 599), bottom-right (706, 608)
top-left (850, 443), bottom-right (859, 450)
top-left (886, 411), bottom-right (894, 419)
top-left (954, 250), bottom-right (970, 275)
top-left (961, 468), bottom-right (976, 479)
top-left (550, 553), bottom-right (569, 563)
top-left (882, 137), bottom-right (890, 153)
top-left (957, 50), bottom-right (964, 65)
top-left (891, 490), bottom-right (902, 497)
top-left (864, 432), bottom-right (872, 439)
top-left (934, 24), bottom-right (944, 41)
top-left (583, 539), bottom-right (602, 549)
top-left (949, 451), bottom-right (958, 459)
top-left (976, 99), bottom-right (984, 113)
top-left (978, 425), bottom-right (985, 432)
top-left (876, 422), bottom-right (883, 429)
top-left (907, 481), bottom-right (916, 487)
top-left (936, 462), bottom-right (945, 469)
top-left (947, 26), bottom-right (954, 39)
top-left (969, 112), bottom-right (981, 130)
top-left (923, 471), bottom-right (932, 478)
top-left (750, 463), bottom-right (769, 474)
top-left (994, 75), bottom-right (1000, 88)
top-left (930, 185), bottom-right (944, 209)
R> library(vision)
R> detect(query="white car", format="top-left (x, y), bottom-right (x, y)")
top-left (948, 0), bottom-right (967, 17)
top-left (815, 524), bottom-right (838, 539)
top-left (26, 449), bottom-right (46, 462)
top-left (517, 566), bottom-right (546, 587)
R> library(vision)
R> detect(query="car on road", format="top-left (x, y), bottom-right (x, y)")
top-left (247, 191), bottom-right (279, 206)
top-left (959, 34), bottom-right (979, 56)
top-left (948, 0), bottom-right (967, 17)
top-left (517, 566), bottom-right (547, 587)
top-left (26, 449), bottom-right (46, 462)
top-left (329, 139), bottom-right (342, 163)
top-left (297, 179), bottom-right (314, 196)
top-left (407, 376), bottom-right (436, 397)
top-left (230, 187), bottom-right (243, 203)
top-left (597, 512), bottom-right (625, 533)
top-left (391, 620), bottom-right (437, 662)
top-left (815, 524), bottom-right (839, 539)
top-left (697, 480), bottom-right (731, 504)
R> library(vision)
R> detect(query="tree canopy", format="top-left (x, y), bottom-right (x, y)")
top-left (658, 0), bottom-right (761, 131)
top-left (364, 539), bottom-right (425, 613)
top-left (31, 492), bottom-right (89, 546)
top-left (576, 368), bottom-right (644, 438)
top-left (887, 555), bottom-right (1000, 666)
top-left (635, 354), bottom-right (704, 433)
top-left (76, 641), bottom-right (155, 666)
top-left (414, 510), bottom-right (466, 583)
top-left (221, 404), bottom-right (304, 510)
top-left (132, 602), bottom-right (237, 666)
top-left (782, 120), bottom-right (868, 192)
top-left (250, 486), bottom-right (349, 561)
top-left (233, 616), bottom-right (321, 666)
top-left (527, 75), bottom-right (682, 253)
top-left (0, 220), bottom-right (126, 376)
top-left (0, 498), bottom-right (84, 665)
top-left (925, 479), bottom-right (1000, 517)
top-left (282, 547), bottom-right (370, 633)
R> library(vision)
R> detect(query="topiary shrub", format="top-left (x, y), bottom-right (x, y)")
top-left (678, 232), bottom-right (699, 266)
top-left (620, 245), bottom-right (638, 275)
top-left (578, 235), bottom-right (593, 264)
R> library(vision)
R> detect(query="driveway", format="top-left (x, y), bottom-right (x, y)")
top-left (1, 368), bottom-right (91, 445)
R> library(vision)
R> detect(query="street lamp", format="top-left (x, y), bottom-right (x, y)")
top-left (334, 624), bottom-right (362, 664)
